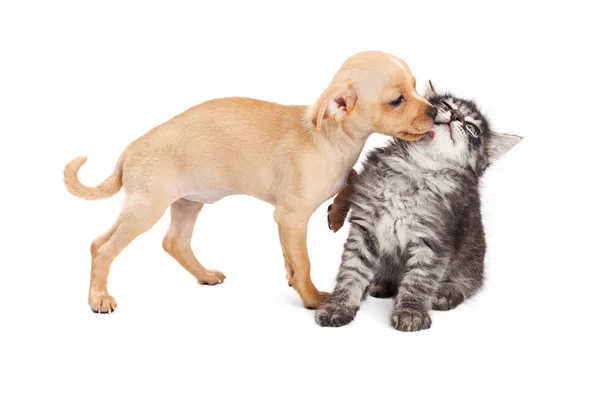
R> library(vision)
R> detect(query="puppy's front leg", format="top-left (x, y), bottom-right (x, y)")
top-left (327, 169), bottom-right (358, 233)
top-left (274, 208), bottom-right (328, 309)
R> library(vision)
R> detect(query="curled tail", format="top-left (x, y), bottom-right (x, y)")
top-left (63, 154), bottom-right (124, 200)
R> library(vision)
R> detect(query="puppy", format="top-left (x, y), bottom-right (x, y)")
top-left (63, 50), bottom-right (436, 313)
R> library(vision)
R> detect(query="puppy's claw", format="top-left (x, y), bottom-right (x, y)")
top-left (89, 293), bottom-right (117, 314)
top-left (198, 270), bottom-right (226, 285)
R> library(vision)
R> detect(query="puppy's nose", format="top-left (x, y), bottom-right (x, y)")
top-left (426, 106), bottom-right (438, 119)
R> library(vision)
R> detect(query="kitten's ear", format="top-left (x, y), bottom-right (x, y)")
top-left (486, 132), bottom-right (523, 164)
top-left (423, 80), bottom-right (437, 99)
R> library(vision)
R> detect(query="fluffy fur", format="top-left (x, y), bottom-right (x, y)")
top-left (316, 82), bottom-right (522, 331)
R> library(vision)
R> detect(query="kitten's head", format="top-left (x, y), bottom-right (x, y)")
top-left (411, 81), bottom-right (522, 173)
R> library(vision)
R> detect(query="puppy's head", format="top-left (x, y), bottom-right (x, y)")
top-left (311, 51), bottom-right (436, 141)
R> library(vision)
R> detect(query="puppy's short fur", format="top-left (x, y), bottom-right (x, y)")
top-left (64, 51), bottom-right (435, 313)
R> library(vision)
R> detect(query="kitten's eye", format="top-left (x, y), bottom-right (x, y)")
top-left (465, 123), bottom-right (480, 138)
top-left (441, 100), bottom-right (453, 110)
top-left (388, 95), bottom-right (404, 107)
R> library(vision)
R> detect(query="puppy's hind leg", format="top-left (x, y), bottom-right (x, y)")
top-left (90, 223), bottom-right (117, 257)
top-left (162, 199), bottom-right (226, 285)
top-left (276, 228), bottom-right (294, 286)
top-left (88, 194), bottom-right (170, 313)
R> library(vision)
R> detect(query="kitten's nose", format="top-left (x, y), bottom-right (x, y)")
top-left (450, 110), bottom-right (462, 122)
top-left (426, 106), bottom-right (438, 119)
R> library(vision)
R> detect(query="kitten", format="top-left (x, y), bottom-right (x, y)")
top-left (316, 82), bottom-right (522, 331)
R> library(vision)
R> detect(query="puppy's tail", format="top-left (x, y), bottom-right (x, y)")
top-left (63, 154), bottom-right (124, 200)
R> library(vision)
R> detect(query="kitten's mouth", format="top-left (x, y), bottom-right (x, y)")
top-left (424, 126), bottom-right (443, 141)
top-left (424, 124), bottom-right (454, 143)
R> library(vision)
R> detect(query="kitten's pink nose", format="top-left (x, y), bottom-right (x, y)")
top-left (450, 109), bottom-right (462, 122)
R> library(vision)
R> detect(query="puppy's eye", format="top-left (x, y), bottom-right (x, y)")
top-left (465, 123), bottom-right (480, 138)
top-left (388, 95), bottom-right (404, 107)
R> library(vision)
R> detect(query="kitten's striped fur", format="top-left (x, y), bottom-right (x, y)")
top-left (316, 86), bottom-right (521, 331)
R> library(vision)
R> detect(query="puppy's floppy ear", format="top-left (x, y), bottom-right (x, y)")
top-left (423, 80), bottom-right (437, 99)
top-left (486, 132), bottom-right (523, 164)
top-left (311, 83), bottom-right (357, 133)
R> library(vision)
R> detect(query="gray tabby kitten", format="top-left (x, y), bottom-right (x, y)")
top-left (315, 83), bottom-right (521, 331)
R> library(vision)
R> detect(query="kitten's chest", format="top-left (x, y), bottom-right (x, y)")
top-left (363, 169), bottom-right (456, 250)
top-left (376, 171), bottom-right (453, 215)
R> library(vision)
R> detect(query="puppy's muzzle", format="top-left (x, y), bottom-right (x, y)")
top-left (426, 106), bottom-right (438, 120)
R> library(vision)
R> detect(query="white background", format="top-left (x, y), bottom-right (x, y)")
top-left (1, 1), bottom-right (599, 399)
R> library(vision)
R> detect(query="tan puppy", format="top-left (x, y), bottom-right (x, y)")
top-left (64, 50), bottom-right (437, 313)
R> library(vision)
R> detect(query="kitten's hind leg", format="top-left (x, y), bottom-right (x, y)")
top-left (432, 283), bottom-right (466, 311)
top-left (315, 223), bottom-right (379, 327)
top-left (434, 203), bottom-right (486, 311)
top-left (433, 267), bottom-right (484, 311)
top-left (368, 260), bottom-right (400, 298)
top-left (369, 279), bottom-right (398, 298)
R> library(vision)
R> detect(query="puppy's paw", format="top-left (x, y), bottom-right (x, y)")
top-left (327, 204), bottom-right (345, 233)
top-left (432, 287), bottom-right (465, 311)
top-left (198, 270), bottom-right (226, 285)
top-left (303, 291), bottom-right (330, 310)
top-left (315, 301), bottom-right (358, 327)
top-left (391, 309), bottom-right (431, 332)
top-left (89, 292), bottom-right (117, 314)
top-left (369, 281), bottom-right (398, 298)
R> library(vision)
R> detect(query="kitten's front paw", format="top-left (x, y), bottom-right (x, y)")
top-left (391, 309), bottom-right (432, 332)
top-left (315, 301), bottom-right (358, 328)
top-left (432, 287), bottom-right (465, 311)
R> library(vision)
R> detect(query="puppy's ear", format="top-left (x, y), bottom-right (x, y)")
top-left (311, 83), bottom-right (357, 133)
top-left (423, 80), bottom-right (437, 99)
top-left (486, 132), bottom-right (523, 164)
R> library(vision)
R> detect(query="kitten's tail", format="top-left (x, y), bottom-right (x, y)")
top-left (63, 155), bottom-right (124, 200)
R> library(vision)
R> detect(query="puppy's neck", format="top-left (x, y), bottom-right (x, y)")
top-left (302, 107), bottom-right (370, 146)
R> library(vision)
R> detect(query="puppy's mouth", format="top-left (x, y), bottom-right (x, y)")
top-left (396, 116), bottom-right (435, 141)
top-left (396, 131), bottom-right (427, 141)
